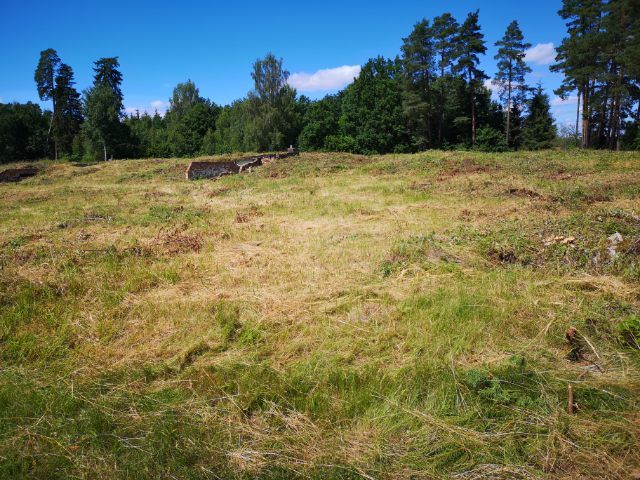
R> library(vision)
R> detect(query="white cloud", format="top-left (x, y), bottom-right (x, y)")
top-left (151, 100), bottom-right (169, 110)
top-left (551, 95), bottom-right (578, 106)
top-left (525, 43), bottom-right (556, 65)
top-left (288, 65), bottom-right (361, 92)
top-left (484, 79), bottom-right (499, 94)
top-left (124, 100), bottom-right (169, 116)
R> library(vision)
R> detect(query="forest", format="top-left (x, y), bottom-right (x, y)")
top-left (0, 0), bottom-right (638, 163)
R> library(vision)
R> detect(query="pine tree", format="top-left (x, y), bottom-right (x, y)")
top-left (34, 48), bottom-right (61, 158)
top-left (493, 21), bottom-right (531, 147)
top-left (53, 63), bottom-right (83, 155)
top-left (432, 13), bottom-right (459, 147)
top-left (602, 0), bottom-right (639, 150)
top-left (551, 0), bottom-right (604, 148)
top-left (93, 57), bottom-right (124, 114)
top-left (453, 10), bottom-right (487, 145)
top-left (522, 84), bottom-right (557, 149)
top-left (83, 57), bottom-right (125, 160)
top-left (401, 19), bottom-right (436, 150)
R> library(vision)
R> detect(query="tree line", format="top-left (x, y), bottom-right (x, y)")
top-left (1, 1), bottom-right (637, 163)
top-left (552, 0), bottom-right (639, 149)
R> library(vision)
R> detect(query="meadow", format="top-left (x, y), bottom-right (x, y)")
top-left (1, 150), bottom-right (639, 479)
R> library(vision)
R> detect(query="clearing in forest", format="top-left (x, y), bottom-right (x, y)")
top-left (1, 151), bottom-right (639, 479)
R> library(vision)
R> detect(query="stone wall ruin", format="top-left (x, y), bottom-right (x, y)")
top-left (185, 149), bottom-right (298, 180)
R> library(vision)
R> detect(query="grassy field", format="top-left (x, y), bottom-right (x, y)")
top-left (1, 150), bottom-right (639, 479)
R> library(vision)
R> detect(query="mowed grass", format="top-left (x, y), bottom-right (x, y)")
top-left (1, 151), bottom-right (639, 479)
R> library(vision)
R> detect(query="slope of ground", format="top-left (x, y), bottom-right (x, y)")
top-left (1, 151), bottom-right (639, 479)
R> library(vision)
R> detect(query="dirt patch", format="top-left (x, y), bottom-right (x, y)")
top-left (0, 166), bottom-right (39, 183)
top-left (410, 181), bottom-right (431, 191)
top-left (487, 247), bottom-right (519, 264)
top-left (235, 205), bottom-right (263, 224)
top-left (149, 227), bottom-right (203, 256)
top-left (437, 158), bottom-right (495, 181)
top-left (207, 186), bottom-right (232, 197)
top-left (143, 191), bottom-right (171, 200)
top-left (544, 171), bottom-right (575, 181)
top-left (508, 187), bottom-right (544, 199)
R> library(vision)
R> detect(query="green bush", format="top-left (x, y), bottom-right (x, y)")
top-left (474, 126), bottom-right (508, 152)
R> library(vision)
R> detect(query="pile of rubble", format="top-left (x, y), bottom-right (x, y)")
top-left (185, 147), bottom-right (298, 180)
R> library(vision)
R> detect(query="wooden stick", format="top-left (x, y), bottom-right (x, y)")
top-left (567, 384), bottom-right (575, 414)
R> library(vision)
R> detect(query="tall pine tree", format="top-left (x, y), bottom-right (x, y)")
top-left (453, 10), bottom-right (487, 145)
top-left (493, 21), bottom-right (531, 147)
top-left (83, 57), bottom-right (125, 160)
top-left (522, 84), bottom-right (557, 149)
top-left (34, 48), bottom-right (61, 158)
top-left (53, 63), bottom-right (83, 155)
top-left (432, 13), bottom-right (459, 147)
top-left (401, 19), bottom-right (436, 150)
top-left (551, 0), bottom-right (603, 147)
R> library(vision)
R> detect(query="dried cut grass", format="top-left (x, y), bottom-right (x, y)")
top-left (1, 151), bottom-right (639, 479)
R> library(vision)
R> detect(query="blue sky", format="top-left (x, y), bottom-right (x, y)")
top-left (0, 0), bottom-right (577, 126)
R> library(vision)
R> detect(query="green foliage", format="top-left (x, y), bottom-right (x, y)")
top-left (522, 85), bottom-right (557, 150)
top-left (401, 19), bottom-right (436, 150)
top-left (33, 49), bottom-right (85, 159)
top-left (0, 103), bottom-right (50, 163)
top-left (493, 20), bottom-right (531, 147)
top-left (83, 84), bottom-right (123, 160)
top-left (338, 57), bottom-right (409, 154)
top-left (83, 57), bottom-right (131, 160)
top-left (552, 0), bottom-right (639, 149)
top-left (474, 126), bottom-right (508, 152)
top-left (53, 64), bottom-right (83, 155)
top-left (125, 111), bottom-right (170, 158)
top-left (34, 49), bottom-right (60, 103)
top-left (211, 100), bottom-right (249, 153)
top-left (432, 13), bottom-right (459, 147)
top-left (92, 57), bottom-right (124, 113)
top-left (453, 10), bottom-right (488, 145)
top-left (166, 98), bottom-right (220, 157)
top-left (168, 79), bottom-right (201, 115)
top-left (617, 314), bottom-right (640, 348)
top-left (298, 94), bottom-right (341, 151)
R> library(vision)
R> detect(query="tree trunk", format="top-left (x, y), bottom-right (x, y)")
top-left (613, 65), bottom-right (623, 151)
top-left (506, 81), bottom-right (511, 146)
top-left (597, 82), bottom-right (609, 148)
top-left (581, 79), bottom-right (589, 148)
top-left (470, 76), bottom-right (476, 145)
top-left (506, 62), bottom-right (512, 147)
top-left (438, 66), bottom-right (444, 148)
top-left (588, 78), bottom-right (596, 147)
top-left (575, 86), bottom-right (581, 139)
top-left (103, 143), bottom-right (107, 162)
top-left (48, 97), bottom-right (56, 159)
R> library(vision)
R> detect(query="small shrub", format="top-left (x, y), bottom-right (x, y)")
top-left (474, 127), bottom-right (508, 153)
